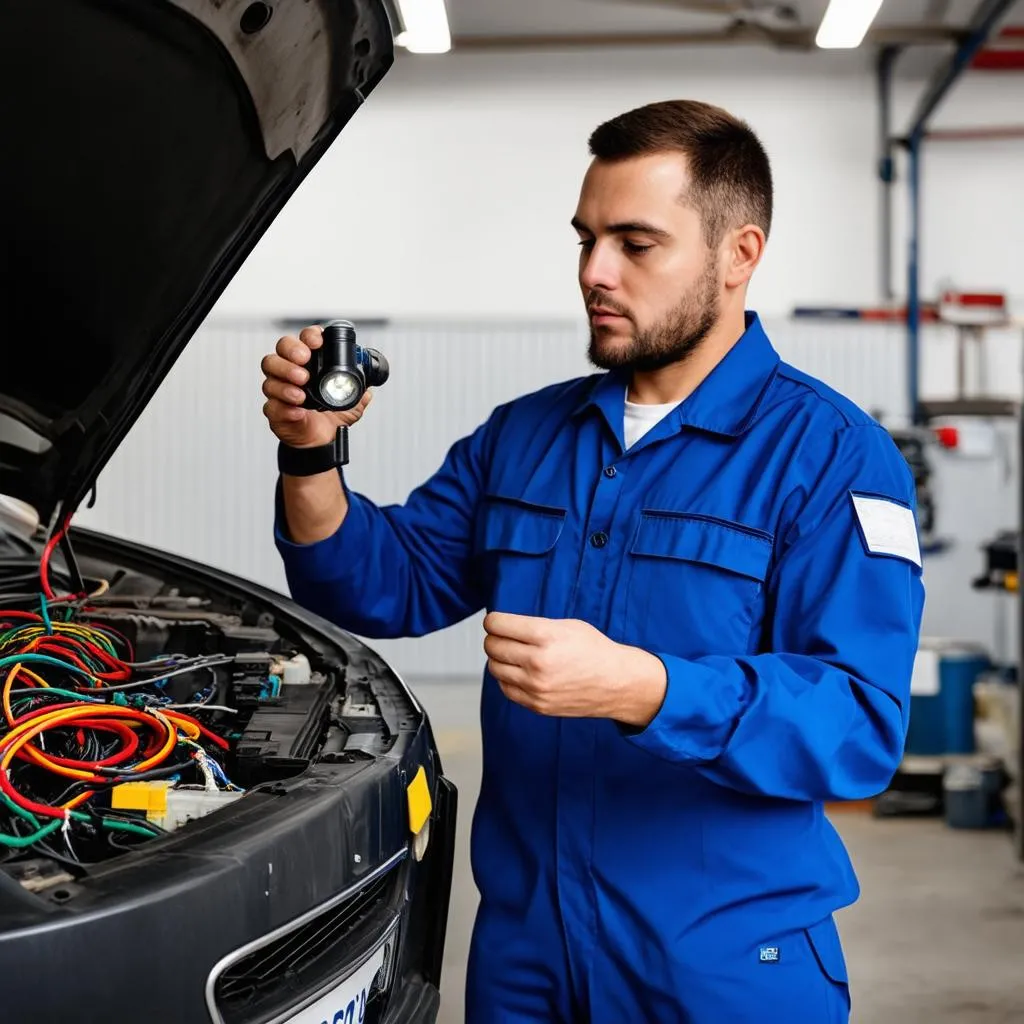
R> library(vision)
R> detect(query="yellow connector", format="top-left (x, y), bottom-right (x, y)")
top-left (111, 781), bottom-right (170, 827)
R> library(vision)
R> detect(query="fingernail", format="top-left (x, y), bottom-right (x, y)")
top-left (292, 369), bottom-right (308, 383)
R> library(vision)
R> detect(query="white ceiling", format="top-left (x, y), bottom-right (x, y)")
top-left (444, 0), bottom-right (1018, 42)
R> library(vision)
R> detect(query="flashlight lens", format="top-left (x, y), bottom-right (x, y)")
top-left (320, 371), bottom-right (360, 407)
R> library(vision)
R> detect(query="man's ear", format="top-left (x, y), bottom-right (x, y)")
top-left (722, 224), bottom-right (766, 290)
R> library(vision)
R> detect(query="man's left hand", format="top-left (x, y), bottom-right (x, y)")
top-left (482, 612), bottom-right (667, 728)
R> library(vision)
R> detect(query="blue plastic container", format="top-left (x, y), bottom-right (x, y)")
top-left (943, 758), bottom-right (1004, 829)
top-left (905, 641), bottom-right (990, 756)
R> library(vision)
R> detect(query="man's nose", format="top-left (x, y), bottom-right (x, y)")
top-left (580, 241), bottom-right (620, 294)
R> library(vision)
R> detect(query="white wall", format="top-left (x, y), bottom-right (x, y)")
top-left (73, 42), bottom-right (1024, 681)
top-left (75, 314), bottom-right (1022, 681)
top-left (213, 45), bottom-right (1024, 324)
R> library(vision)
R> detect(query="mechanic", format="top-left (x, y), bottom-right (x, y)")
top-left (262, 99), bottom-right (924, 1023)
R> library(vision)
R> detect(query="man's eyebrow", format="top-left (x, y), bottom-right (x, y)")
top-left (570, 216), bottom-right (670, 238)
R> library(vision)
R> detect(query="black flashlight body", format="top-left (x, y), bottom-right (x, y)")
top-left (304, 319), bottom-right (390, 412)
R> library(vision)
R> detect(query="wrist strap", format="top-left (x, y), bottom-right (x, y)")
top-left (277, 426), bottom-right (349, 477)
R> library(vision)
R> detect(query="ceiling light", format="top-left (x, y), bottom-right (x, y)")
top-left (395, 0), bottom-right (451, 54)
top-left (815, 0), bottom-right (885, 49)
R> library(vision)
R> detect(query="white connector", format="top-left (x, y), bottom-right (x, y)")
top-left (165, 789), bottom-right (245, 832)
top-left (281, 653), bottom-right (312, 686)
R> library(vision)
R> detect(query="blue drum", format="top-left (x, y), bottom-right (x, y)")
top-left (905, 640), bottom-right (991, 756)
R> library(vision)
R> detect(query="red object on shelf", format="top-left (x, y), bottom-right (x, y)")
top-left (933, 426), bottom-right (959, 449)
top-left (972, 26), bottom-right (1024, 70)
top-left (939, 289), bottom-right (1008, 326)
top-left (943, 291), bottom-right (1005, 308)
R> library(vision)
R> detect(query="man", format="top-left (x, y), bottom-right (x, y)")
top-left (263, 99), bottom-right (924, 1023)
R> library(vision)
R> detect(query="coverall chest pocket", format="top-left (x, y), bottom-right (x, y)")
top-left (475, 495), bottom-right (567, 616)
top-left (625, 512), bottom-right (773, 657)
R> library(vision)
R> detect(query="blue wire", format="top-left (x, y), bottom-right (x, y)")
top-left (0, 653), bottom-right (94, 679)
top-left (209, 759), bottom-right (245, 793)
top-left (39, 595), bottom-right (52, 636)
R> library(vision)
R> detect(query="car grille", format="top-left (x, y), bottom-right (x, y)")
top-left (213, 863), bottom-right (404, 1024)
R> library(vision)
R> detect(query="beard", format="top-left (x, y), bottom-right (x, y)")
top-left (587, 256), bottom-right (720, 373)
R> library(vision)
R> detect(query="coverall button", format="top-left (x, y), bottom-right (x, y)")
top-left (590, 531), bottom-right (608, 548)
top-left (603, 466), bottom-right (617, 478)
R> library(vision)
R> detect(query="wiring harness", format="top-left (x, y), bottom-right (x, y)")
top-left (0, 513), bottom-right (241, 865)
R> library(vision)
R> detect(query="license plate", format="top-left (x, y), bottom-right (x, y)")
top-left (283, 938), bottom-right (391, 1024)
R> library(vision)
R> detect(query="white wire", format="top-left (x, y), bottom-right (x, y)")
top-left (163, 704), bottom-right (237, 713)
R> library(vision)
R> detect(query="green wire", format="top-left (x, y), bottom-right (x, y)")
top-left (100, 818), bottom-right (162, 838)
top-left (40, 595), bottom-right (52, 636)
top-left (0, 654), bottom-right (95, 680)
top-left (0, 789), bottom-right (41, 829)
top-left (0, 820), bottom-right (61, 848)
top-left (0, 815), bottom-right (160, 849)
top-left (0, 793), bottom-right (162, 849)
top-left (8, 686), bottom-right (104, 704)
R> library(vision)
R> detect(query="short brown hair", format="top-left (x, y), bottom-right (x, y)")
top-left (588, 99), bottom-right (773, 246)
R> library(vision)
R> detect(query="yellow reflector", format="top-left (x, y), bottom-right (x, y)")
top-left (407, 765), bottom-right (432, 835)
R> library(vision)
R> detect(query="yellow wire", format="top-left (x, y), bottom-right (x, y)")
top-left (162, 712), bottom-right (201, 741)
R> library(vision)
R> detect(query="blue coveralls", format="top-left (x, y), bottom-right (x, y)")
top-left (276, 313), bottom-right (925, 1023)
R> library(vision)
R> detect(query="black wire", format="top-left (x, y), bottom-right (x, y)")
top-left (50, 780), bottom-right (90, 807)
top-left (6, 659), bottom-right (230, 700)
top-left (72, 661), bottom-right (232, 692)
top-left (8, 688), bottom-right (110, 700)
top-left (103, 812), bottom-right (169, 835)
top-left (0, 532), bottom-right (37, 558)
top-left (91, 759), bottom-right (197, 783)
top-left (35, 837), bottom-right (82, 867)
top-left (58, 532), bottom-right (85, 595)
top-left (106, 831), bottom-right (146, 852)
top-left (3, 818), bottom-right (83, 866)
top-left (0, 587), bottom-right (74, 604)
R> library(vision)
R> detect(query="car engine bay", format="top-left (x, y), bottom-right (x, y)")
top-left (0, 512), bottom-right (394, 883)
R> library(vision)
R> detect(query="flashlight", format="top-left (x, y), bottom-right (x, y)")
top-left (304, 319), bottom-right (390, 412)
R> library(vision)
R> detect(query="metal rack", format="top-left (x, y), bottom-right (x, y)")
top-left (880, 0), bottom-right (1024, 856)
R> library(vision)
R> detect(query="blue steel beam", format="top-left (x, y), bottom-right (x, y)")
top-left (903, 0), bottom-right (1016, 423)
top-left (906, 136), bottom-right (922, 425)
top-left (907, 0), bottom-right (1017, 145)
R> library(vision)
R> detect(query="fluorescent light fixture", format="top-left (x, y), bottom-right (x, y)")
top-left (815, 0), bottom-right (885, 49)
top-left (395, 0), bottom-right (451, 54)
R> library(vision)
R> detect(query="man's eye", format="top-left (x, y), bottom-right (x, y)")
top-left (577, 239), bottom-right (594, 250)
top-left (624, 241), bottom-right (653, 255)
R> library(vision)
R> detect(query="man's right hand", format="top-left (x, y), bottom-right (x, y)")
top-left (261, 324), bottom-right (373, 449)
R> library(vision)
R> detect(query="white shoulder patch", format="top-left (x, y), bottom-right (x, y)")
top-left (851, 493), bottom-right (921, 568)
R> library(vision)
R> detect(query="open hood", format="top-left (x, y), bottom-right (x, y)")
top-left (0, 0), bottom-right (395, 526)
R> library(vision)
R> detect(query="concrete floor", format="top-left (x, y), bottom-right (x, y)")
top-left (415, 680), bottom-right (1024, 1024)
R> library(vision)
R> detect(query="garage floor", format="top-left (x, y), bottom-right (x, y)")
top-left (415, 680), bottom-right (1024, 1024)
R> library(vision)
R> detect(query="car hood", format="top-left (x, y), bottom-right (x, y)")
top-left (0, 0), bottom-right (395, 525)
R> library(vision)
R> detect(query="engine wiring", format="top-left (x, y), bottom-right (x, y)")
top-left (0, 512), bottom-right (244, 864)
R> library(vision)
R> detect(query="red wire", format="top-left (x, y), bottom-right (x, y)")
top-left (185, 719), bottom-right (230, 751)
top-left (0, 764), bottom-right (68, 820)
top-left (0, 706), bottom-right (175, 818)
top-left (83, 622), bottom-right (136, 664)
top-left (38, 518), bottom-right (68, 601)
top-left (0, 612), bottom-right (43, 624)
top-left (12, 718), bottom-right (141, 770)
top-left (30, 642), bottom-right (128, 682)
